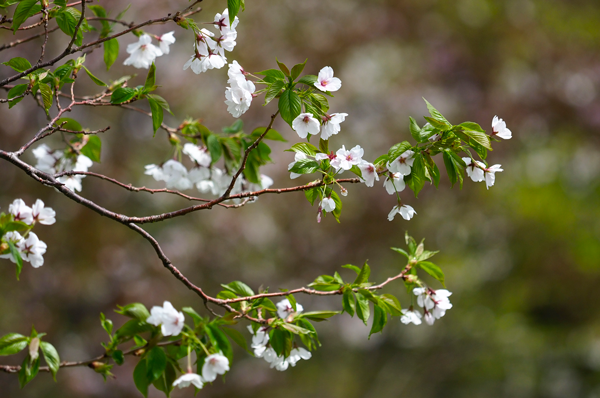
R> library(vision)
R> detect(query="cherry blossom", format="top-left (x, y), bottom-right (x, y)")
top-left (484, 164), bottom-right (503, 189)
top-left (330, 145), bottom-right (364, 171)
top-left (157, 31), bottom-right (176, 55)
top-left (315, 66), bottom-right (342, 92)
top-left (8, 199), bottom-right (33, 225)
top-left (321, 113), bottom-right (348, 140)
top-left (287, 347), bottom-right (312, 366)
top-left (400, 308), bottom-right (422, 325)
top-left (31, 200), bottom-right (56, 225)
top-left (413, 287), bottom-right (453, 324)
top-left (383, 172), bottom-right (405, 195)
top-left (18, 232), bottom-right (47, 268)
top-left (463, 157), bottom-right (485, 183)
top-left (173, 373), bottom-right (204, 389)
top-left (123, 34), bottom-right (163, 69)
top-left (387, 150), bottom-right (415, 176)
top-left (225, 76), bottom-right (255, 118)
top-left (32, 144), bottom-right (59, 173)
top-left (388, 204), bottom-right (416, 221)
top-left (146, 301), bottom-right (185, 336)
top-left (358, 161), bottom-right (379, 187)
top-left (161, 160), bottom-right (192, 190)
top-left (183, 53), bottom-right (206, 74)
top-left (276, 298), bottom-right (304, 319)
top-left (183, 143), bottom-right (212, 167)
top-left (320, 197), bottom-right (336, 213)
top-left (492, 116), bottom-right (512, 140)
top-left (227, 60), bottom-right (245, 84)
top-left (214, 8), bottom-right (239, 34)
top-left (0, 231), bottom-right (24, 263)
top-left (292, 113), bottom-right (320, 139)
top-left (202, 353), bottom-right (230, 382)
top-left (214, 32), bottom-right (237, 56)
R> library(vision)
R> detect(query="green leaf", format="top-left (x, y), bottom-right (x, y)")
top-left (114, 303), bottom-right (150, 321)
top-left (405, 153), bottom-right (426, 197)
top-left (342, 289), bottom-right (356, 316)
top-left (278, 90), bottom-right (302, 125)
top-left (276, 58), bottom-right (290, 77)
top-left (8, 241), bottom-right (23, 280)
top-left (379, 294), bottom-right (402, 316)
top-left (290, 59), bottom-right (307, 80)
top-left (388, 141), bottom-right (412, 160)
top-left (459, 121), bottom-right (485, 133)
top-left (309, 93), bottom-right (330, 113)
top-left (353, 262), bottom-right (371, 285)
top-left (369, 305), bottom-right (387, 338)
top-left (304, 187), bottom-right (319, 205)
top-left (251, 126), bottom-right (286, 142)
top-left (54, 118), bottom-right (82, 131)
top-left (286, 142), bottom-right (319, 156)
top-left (424, 116), bottom-right (450, 131)
top-left (418, 261), bottom-right (445, 286)
top-left (80, 136), bottom-right (101, 163)
top-left (133, 359), bottom-right (150, 398)
top-left (206, 134), bottom-right (222, 164)
top-left (257, 68), bottom-right (286, 83)
top-left (390, 247), bottom-right (409, 259)
top-left (423, 98), bottom-right (449, 124)
top-left (111, 87), bottom-right (136, 104)
top-left (227, 0), bottom-right (241, 25)
top-left (443, 151), bottom-right (459, 188)
top-left (147, 94), bottom-right (172, 114)
top-left (82, 66), bottom-right (107, 86)
top-left (297, 74), bottom-right (317, 86)
top-left (206, 324), bottom-right (233, 362)
top-left (300, 311), bottom-right (339, 322)
top-left (222, 327), bottom-right (250, 353)
top-left (331, 190), bottom-right (342, 223)
top-left (0, 333), bottom-right (28, 356)
top-left (18, 354), bottom-right (39, 388)
top-left (7, 84), bottom-right (28, 108)
top-left (147, 96), bottom-right (163, 136)
top-left (145, 347), bottom-right (166, 382)
top-left (459, 126), bottom-right (492, 151)
top-left (355, 293), bottom-right (370, 325)
top-left (182, 307), bottom-right (203, 327)
top-left (103, 39), bottom-right (119, 70)
top-left (38, 83), bottom-right (53, 112)
top-left (221, 281), bottom-right (255, 297)
top-left (3, 57), bottom-right (32, 72)
top-left (56, 8), bottom-right (86, 47)
top-left (342, 264), bottom-right (361, 274)
top-left (100, 313), bottom-right (113, 336)
top-left (152, 360), bottom-right (175, 397)
top-left (409, 116), bottom-right (423, 142)
top-left (40, 342), bottom-right (60, 380)
top-left (144, 63), bottom-right (156, 91)
top-left (288, 159), bottom-right (319, 174)
top-left (12, 0), bottom-right (38, 32)
top-left (264, 80), bottom-right (285, 105)
top-left (269, 328), bottom-right (288, 357)
top-left (423, 154), bottom-right (440, 188)
top-left (112, 349), bottom-right (124, 365)
top-left (280, 323), bottom-right (312, 335)
top-left (114, 319), bottom-right (153, 340)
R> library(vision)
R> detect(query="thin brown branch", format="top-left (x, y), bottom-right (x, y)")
top-left (0, 26), bottom-right (60, 52)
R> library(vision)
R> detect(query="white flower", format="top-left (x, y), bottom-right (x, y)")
top-left (8, 199), bottom-right (33, 224)
top-left (205, 52), bottom-right (226, 70)
top-left (162, 160), bottom-right (192, 190)
top-left (183, 143), bottom-right (212, 167)
top-left (330, 145), bottom-right (364, 171)
top-left (413, 287), bottom-right (453, 324)
top-left (58, 175), bottom-right (84, 192)
top-left (276, 298), bottom-right (304, 319)
top-left (292, 113), bottom-right (320, 139)
top-left (248, 325), bottom-right (270, 357)
top-left (492, 115), bottom-right (512, 140)
top-left (173, 373), bottom-right (203, 389)
top-left (183, 54), bottom-right (207, 74)
top-left (259, 174), bottom-right (274, 189)
top-left (214, 8), bottom-right (239, 34)
top-left (315, 66), bottom-right (342, 92)
top-left (484, 164), bottom-right (503, 189)
top-left (157, 31), bottom-right (175, 55)
top-left (215, 32), bottom-right (237, 55)
top-left (33, 144), bottom-right (59, 173)
top-left (224, 78), bottom-right (255, 118)
top-left (321, 113), bottom-right (348, 140)
top-left (400, 308), bottom-right (422, 325)
top-left (0, 231), bottom-right (24, 264)
top-left (463, 157), bottom-right (485, 183)
top-left (288, 152), bottom-right (307, 179)
top-left (145, 164), bottom-right (164, 181)
top-left (287, 347), bottom-right (312, 367)
top-left (124, 34), bottom-right (163, 69)
top-left (424, 312), bottom-right (435, 325)
top-left (320, 197), bottom-right (336, 213)
top-left (227, 60), bottom-right (245, 84)
top-left (146, 301), bottom-right (185, 336)
top-left (202, 353), bottom-right (229, 382)
top-left (188, 167), bottom-right (211, 185)
top-left (358, 161), bottom-right (379, 187)
top-left (387, 150), bottom-right (415, 176)
top-left (383, 172), bottom-right (405, 195)
top-left (18, 232), bottom-right (47, 268)
top-left (31, 199), bottom-right (56, 225)
top-left (388, 204), bottom-right (416, 221)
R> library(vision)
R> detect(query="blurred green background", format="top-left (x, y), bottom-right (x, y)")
top-left (1, 0), bottom-right (600, 397)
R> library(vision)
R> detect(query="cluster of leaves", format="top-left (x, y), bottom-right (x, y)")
top-left (218, 281), bottom-right (337, 356)
top-left (0, 327), bottom-right (60, 388)
top-left (97, 303), bottom-right (247, 397)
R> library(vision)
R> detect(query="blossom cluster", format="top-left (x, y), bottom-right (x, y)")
top-left (124, 32), bottom-right (176, 69)
top-left (0, 199), bottom-right (55, 269)
top-left (33, 144), bottom-right (93, 192)
top-left (224, 61), bottom-right (256, 118)
top-left (145, 143), bottom-right (273, 199)
top-left (184, 9), bottom-right (239, 75)
top-left (400, 287), bottom-right (453, 326)
top-left (248, 299), bottom-right (312, 371)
